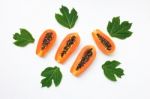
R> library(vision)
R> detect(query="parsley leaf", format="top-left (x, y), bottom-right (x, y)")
top-left (55, 5), bottom-right (78, 29)
top-left (41, 66), bottom-right (62, 88)
top-left (107, 17), bottom-right (132, 39)
top-left (13, 28), bottom-right (35, 47)
top-left (102, 60), bottom-right (124, 81)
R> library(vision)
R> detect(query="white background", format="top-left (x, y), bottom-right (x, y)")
top-left (0, 0), bottom-right (150, 99)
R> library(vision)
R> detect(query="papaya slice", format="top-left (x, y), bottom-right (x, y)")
top-left (70, 45), bottom-right (96, 77)
top-left (92, 29), bottom-right (115, 55)
top-left (55, 33), bottom-right (80, 64)
top-left (36, 29), bottom-right (57, 57)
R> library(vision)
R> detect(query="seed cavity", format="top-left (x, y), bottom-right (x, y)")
top-left (76, 48), bottom-right (93, 70)
top-left (61, 36), bottom-right (76, 57)
top-left (96, 34), bottom-right (111, 50)
top-left (41, 32), bottom-right (53, 50)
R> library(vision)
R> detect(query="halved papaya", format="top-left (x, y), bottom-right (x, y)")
top-left (36, 29), bottom-right (57, 57)
top-left (70, 45), bottom-right (96, 77)
top-left (92, 29), bottom-right (115, 55)
top-left (55, 33), bottom-right (80, 64)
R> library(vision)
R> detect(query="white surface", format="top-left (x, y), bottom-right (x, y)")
top-left (0, 0), bottom-right (150, 99)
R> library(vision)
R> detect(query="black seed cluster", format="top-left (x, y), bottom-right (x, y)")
top-left (61, 36), bottom-right (76, 57)
top-left (41, 33), bottom-right (53, 50)
top-left (96, 34), bottom-right (112, 50)
top-left (76, 48), bottom-right (93, 70)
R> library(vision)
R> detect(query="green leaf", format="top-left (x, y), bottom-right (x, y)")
top-left (55, 14), bottom-right (69, 28)
top-left (14, 39), bottom-right (31, 47)
top-left (69, 8), bottom-right (78, 28)
top-left (52, 67), bottom-right (62, 86)
top-left (55, 5), bottom-right (78, 29)
top-left (107, 16), bottom-right (133, 39)
top-left (102, 60), bottom-right (124, 81)
top-left (41, 67), bottom-right (54, 77)
top-left (41, 77), bottom-right (52, 88)
top-left (13, 28), bottom-right (35, 47)
top-left (41, 66), bottom-right (62, 88)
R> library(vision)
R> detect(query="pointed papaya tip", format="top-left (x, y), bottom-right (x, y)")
top-left (56, 59), bottom-right (62, 64)
top-left (71, 71), bottom-right (79, 77)
top-left (37, 51), bottom-right (44, 57)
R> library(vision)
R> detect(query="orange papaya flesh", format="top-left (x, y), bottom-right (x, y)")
top-left (70, 45), bottom-right (96, 77)
top-left (55, 33), bottom-right (80, 64)
top-left (36, 29), bottom-right (57, 57)
top-left (92, 29), bottom-right (115, 55)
